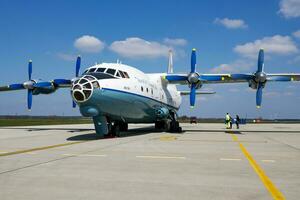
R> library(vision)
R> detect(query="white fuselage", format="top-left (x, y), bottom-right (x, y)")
top-left (82, 63), bottom-right (182, 110)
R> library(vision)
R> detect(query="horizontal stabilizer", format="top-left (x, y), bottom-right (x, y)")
top-left (180, 91), bottom-right (216, 95)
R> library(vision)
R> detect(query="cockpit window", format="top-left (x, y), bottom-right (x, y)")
top-left (119, 71), bottom-right (125, 78)
top-left (83, 70), bottom-right (88, 74)
top-left (96, 68), bottom-right (106, 72)
top-left (115, 71), bottom-right (121, 77)
top-left (123, 71), bottom-right (130, 78)
top-left (106, 68), bottom-right (116, 76)
top-left (89, 68), bottom-right (96, 73)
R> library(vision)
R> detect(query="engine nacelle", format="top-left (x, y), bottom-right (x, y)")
top-left (248, 79), bottom-right (266, 90)
top-left (155, 107), bottom-right (170, 119)
top-left (248, 79), bottom-right (258, 89)
top-left (32, 80), bottom-right (57, 95)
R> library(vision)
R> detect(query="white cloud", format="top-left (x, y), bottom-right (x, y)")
top-left (265, 91), bottom-right (280, 97)
top-left (210, 59), bottom-right (253, 73)
top-left (278, 0), bottom-right (300, 18)
top-left (57, 53), bottom-right (77, 61)
top-left (292, 30), bottom-right (300, 39)
top-left (234, 35), bottom-right (298, 58)
top-left (163, 38), bottom-right (187, 46)
top-left (74, 35), bottom-right (105, 53)
top-left (109, 37), bottom-right (170, 58)
top-left (214, 18), bottom-right (248, 29)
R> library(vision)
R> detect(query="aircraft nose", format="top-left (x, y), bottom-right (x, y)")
top-left (71, 75), bottom-right (99, 103)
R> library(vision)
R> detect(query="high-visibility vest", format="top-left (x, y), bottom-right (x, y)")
top-left (225, 115), bottom-right (230, 121)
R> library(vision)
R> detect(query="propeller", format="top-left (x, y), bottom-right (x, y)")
top-left (254, 49), bottom-right (267, 108)
top-left (188, 49), bottom-right (200, 108)
top-left (26, 60), bottom-right (33, 110)
top-left (72, 56), bottom-right (81, 108)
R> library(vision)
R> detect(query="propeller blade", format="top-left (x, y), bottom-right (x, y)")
top-left (76, 56), bottom-right (81, 77)
top-left (256, 83), bottom-right (263, 108)
top-left (27, 89), bottom-right (32, 110)
top-left (191, 49), bottom-right (196, 73)
top-left (72, 100), bottom-right (76, 108)
top-left (165, 75), bottom-right (188, 81)
top-left (33, 82), bottom-right (52, 88)
top-left (28, 60), bottom-right (32, 80)
top-left (190, 84), bottom-right (196, 108)
top-left (257, 49), bottom-right (264, 72)
top-left (9, 83), bottom-right (25, 90)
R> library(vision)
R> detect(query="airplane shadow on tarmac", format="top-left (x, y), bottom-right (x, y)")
top-left (67, 126), bottom-right (161, 141)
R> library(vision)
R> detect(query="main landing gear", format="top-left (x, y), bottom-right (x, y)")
top-left (155, 111), bottom-right (182, 133)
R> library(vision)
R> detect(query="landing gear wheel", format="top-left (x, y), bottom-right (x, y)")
top-left (170, 120), bottom-right (182, 133)
top-left (111, 123), bottom-right (121, 137)
top-left (119, 122), bottom-right (128, 132)
top-left (155, 121), bottom-right (165, 129)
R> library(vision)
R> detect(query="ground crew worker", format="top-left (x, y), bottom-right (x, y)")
top-left (236, 115), bottom-right (240, 129)
top-left (225, 113), bottom-right (231, 129)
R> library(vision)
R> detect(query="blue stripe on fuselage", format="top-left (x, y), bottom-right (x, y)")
top-left (101, 87), bottom-right (179, 110)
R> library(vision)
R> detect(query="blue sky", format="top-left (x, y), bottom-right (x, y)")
top-left (0, 0), bottom-right (300, 118)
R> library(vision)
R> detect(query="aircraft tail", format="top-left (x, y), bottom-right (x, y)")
top-left (168, 49), bottom-right (173, 73)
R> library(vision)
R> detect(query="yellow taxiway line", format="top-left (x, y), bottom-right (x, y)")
top-left (231, 134), bottom-right (285, 200)
top-left (0, 141), bottom-right (87, 157)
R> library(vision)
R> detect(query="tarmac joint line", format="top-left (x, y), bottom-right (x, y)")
top-left (230, 133), bottom-right (285, 200)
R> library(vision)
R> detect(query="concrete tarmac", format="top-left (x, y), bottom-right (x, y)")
top-left (0, 123), bottom-right (299, 200)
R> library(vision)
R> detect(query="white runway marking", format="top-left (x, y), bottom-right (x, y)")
top-left (220, 158), bottom-right (241, 161)
top-left (261, 160), bottom-right (276, 163)
top-left (136, 155), bottom-right (186, 160)
top-left (62, 154), bottom-right (107, 157)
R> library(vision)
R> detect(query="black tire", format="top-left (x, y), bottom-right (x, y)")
top-left (155, 121), bottom-right (164, 129)
top-left (119, 122), bottom-right (128, 131)
top-left (111, 124), bottom-right (120, 137)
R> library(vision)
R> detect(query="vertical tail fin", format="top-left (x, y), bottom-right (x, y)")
top-left (168, 49), bottom-right (173, 73)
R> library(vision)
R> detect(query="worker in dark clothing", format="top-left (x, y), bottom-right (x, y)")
top-left (229, 116), bottom-right (233, 129)
top-left (235, 115), bottom-right (240, 129)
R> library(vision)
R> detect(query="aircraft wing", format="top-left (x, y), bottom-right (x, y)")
top-left (0, 56), bottom-right (80, 109)
top-left (179, 90), bottom-right (216, 95)
top-left (0, 79), bottom-right (72, 92)
top-left (266, 74), bottom-right (300, 82)
top-left (164, 73), bottom-right (253, 84)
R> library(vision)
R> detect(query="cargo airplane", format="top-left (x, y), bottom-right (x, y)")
top-left (0, 49), bottom-right (299, 137)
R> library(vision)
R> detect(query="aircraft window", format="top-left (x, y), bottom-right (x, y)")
top-left (85, 76), bottom-right (95, 81)
top-left (141, 86), bottom-right (143, 92)
top-left (74, 85), bottom-right (81, 90)
top-left (79, 79), bottom-right (88, 84)
top-left (151, 88), bottom-right (153, 94)
top-left (89, 68), bottom-right (96, 73)
top-left (116, 71), bottom-right (121, 77)
top-left (83, 83), bottom-right (92, 89)
top-left (146, 88), bottom-right (149, 93)
top-left (83, 90), bottom-right (91, 98)
top-left (119, 71), bottom-right (126, 78)
top-left (123, 72), bottom-right (130, 78)
top-left (96, 68), bottom-right (106, 73)
top-left (106, 68), bottom-right (116, 76)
